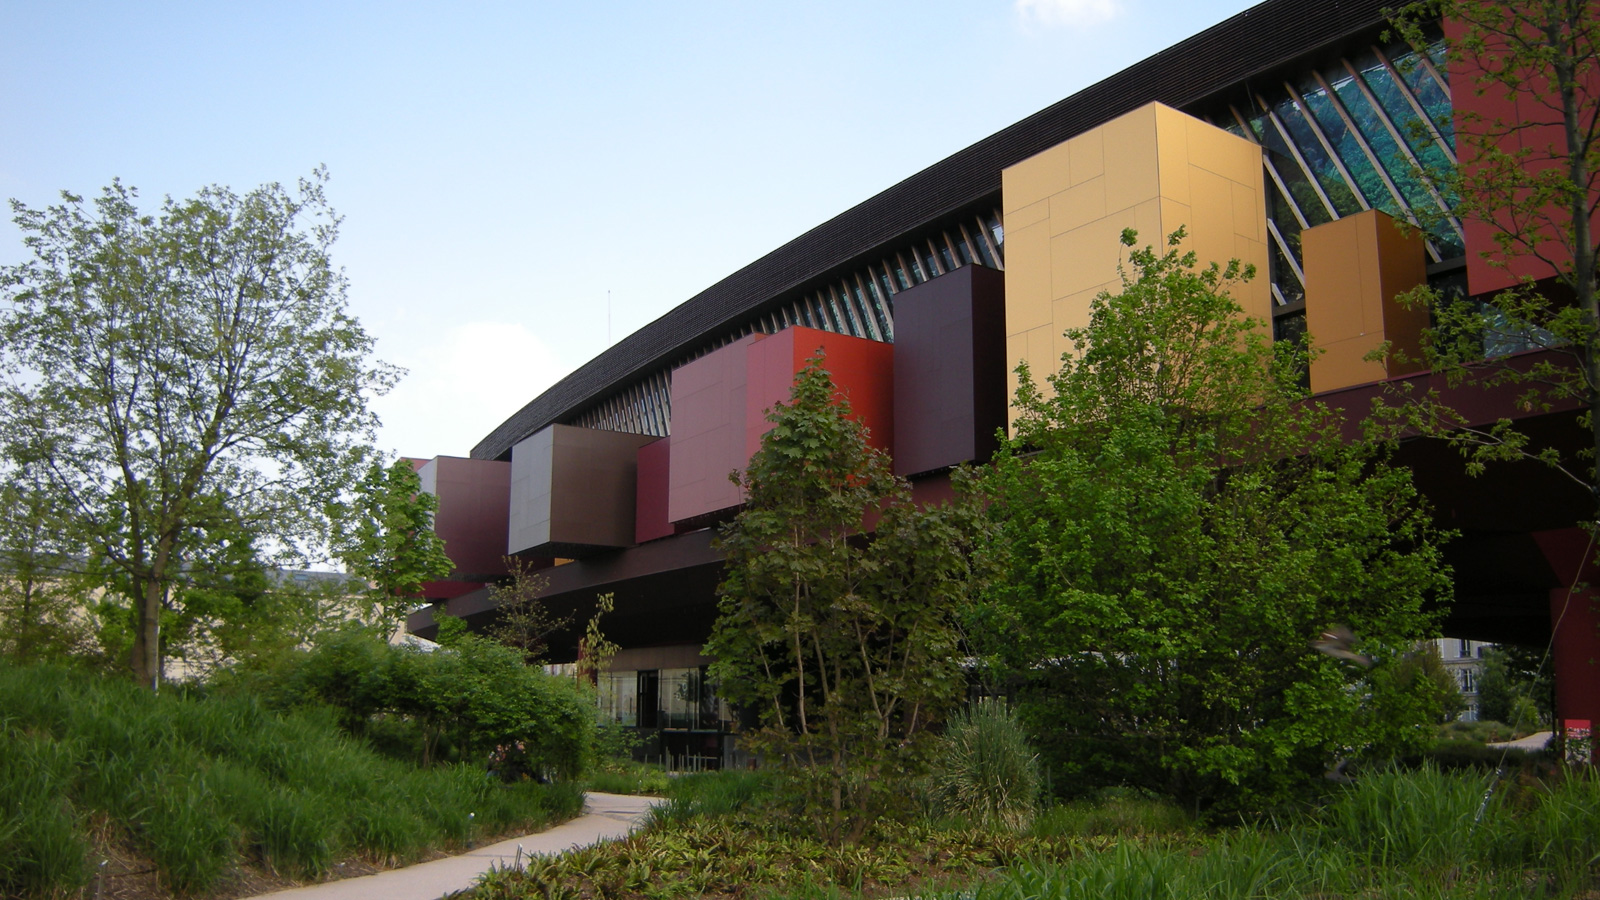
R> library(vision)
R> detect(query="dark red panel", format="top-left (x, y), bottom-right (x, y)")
top-left (635, 437), bottom-right (673, 544)
top-left (418, 456), bottom-right (511, 600)
top-left (891, 265), bottom-right (1007, 476)
top-left (1533, 529), bottom-right (1600, 735)
top-left (744, 326), bottom-right (894, 461)
top-left (1448, 17), bottom-right (1600, 297)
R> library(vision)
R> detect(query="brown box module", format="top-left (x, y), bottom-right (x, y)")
top-left (892, 265), bottom-right (1007, 477)
top-left (508, 424), bottom-right (658, 557)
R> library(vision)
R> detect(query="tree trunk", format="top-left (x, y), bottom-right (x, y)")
top-left (130, 539), bottom-right (174, 690)
top-left (131, 578), bottom-right (162, 690)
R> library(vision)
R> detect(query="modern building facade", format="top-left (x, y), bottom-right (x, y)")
top-left (406, 0), bottom-right (1600, 765)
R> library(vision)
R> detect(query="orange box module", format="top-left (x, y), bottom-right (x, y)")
top-left (742, 326), bottom-right (895, 462)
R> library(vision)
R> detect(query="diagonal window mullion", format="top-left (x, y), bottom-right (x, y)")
top-left (854, 273), bottom-right (885, 341)
top-left (1372, 44), bottom-right (1457, 164)
top-left (1283, 81), bottom-right (1371, 212)
top-left (1340, 59), bottom-right (1465, 245)
top-left (1266, 217), bottom-right (1306, 289)
top-left (1232, 103), bottom-right (1315, 232)
top-left (1310, 69), bottom-right (1414, 224)
top-left (1257, 93), bottom-right (1342, 223)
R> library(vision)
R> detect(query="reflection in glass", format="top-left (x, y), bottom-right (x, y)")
top-left (1298, 82), bottom-right (1396, 215)
top-left (598, 671), bottom-right (638, 726)
top-left (1275, 97), bottom-right (1364, 216)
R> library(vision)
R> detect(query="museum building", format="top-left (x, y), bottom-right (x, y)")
top-left (405, 0), bottom-right (1600, 766)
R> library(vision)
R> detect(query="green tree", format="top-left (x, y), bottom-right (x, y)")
top-left (0, 171), bottom-right (398, 689)
top-left (0, 469), bottom-right (95, 662)
top-left (330, 458), bottom-right (454, 628)
top-left (1392, 642), bottom-right (1469, 724)
top-left (1387, 1), bottom-right (1600, 514)
top-left (484, 556), bottom-right (570, 665)
top-left (707, 355), bottom-right (972, 841)
top-left (1477, 644), bottom-right (1555, 726)
top-left (969, 230), bottom-right (1454, 813)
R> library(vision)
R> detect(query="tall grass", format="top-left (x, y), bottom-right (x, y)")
top-left (0, 663), bottom-right (583, 898)
top-left (928, 703), bottom-right (1041, 831)
top-left (960, 764), bottom-right (1600, 900)
top-left (647, 770), bottom-right (770, 826)
top-left (1028, 790), bottom-right (1193, 839)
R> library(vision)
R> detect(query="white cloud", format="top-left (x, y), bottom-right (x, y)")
top-left (1015, 0), bottom-right (1122, 28)
top-left (371, 321), bottom-right (570, 460)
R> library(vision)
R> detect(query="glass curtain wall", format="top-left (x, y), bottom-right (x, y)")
top-left (596, 666), bottom-right (735, 732)
top-left (1207, 30), bottom-right (1460, 342)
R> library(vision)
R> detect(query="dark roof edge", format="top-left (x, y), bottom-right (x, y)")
top-left (472, 0), bottom-right (1391, 461)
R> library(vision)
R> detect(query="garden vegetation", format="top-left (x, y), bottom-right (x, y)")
top-left (0, 661), bottom-right (585, 898)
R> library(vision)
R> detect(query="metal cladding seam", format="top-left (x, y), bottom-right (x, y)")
top-left (471, 0), bottom-right (1390, 462)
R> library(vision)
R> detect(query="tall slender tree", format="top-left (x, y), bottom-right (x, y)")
top-left (708, 355), bottom-right (972, 841)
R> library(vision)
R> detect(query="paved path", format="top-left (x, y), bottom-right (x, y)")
top-left (1487, 730), bottom-right (1554, 751)
top-left (247, 792), bottom-right (659, 900)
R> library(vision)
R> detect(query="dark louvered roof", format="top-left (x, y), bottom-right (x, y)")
top-left (473, 0), bottom-right (1391, 461)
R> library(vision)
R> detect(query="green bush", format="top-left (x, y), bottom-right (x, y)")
top-left (648, 770), bottom-right (770, 826)
top-left (929, 702), bottom-right (1041, 831)
top-left (233, 626), bottom-right (595, 776)
top-left (588, 762), bottom-right (672, 796)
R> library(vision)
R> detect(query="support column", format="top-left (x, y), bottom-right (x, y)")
top-left (1535, 528), bottom-right (1600, 762)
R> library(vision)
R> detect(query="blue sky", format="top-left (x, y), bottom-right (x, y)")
top-left (1, 0), bottom-right (1258, 459)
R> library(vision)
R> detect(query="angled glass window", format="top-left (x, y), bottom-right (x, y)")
top-left (1249, 111), bottom-right (1335, 227)
top-left (1355, 52), bottom-right (1456, 191)
top-left (1395, 43), bottom-right (1454, 150)
top-left (1329, 71), bottom-right (1462, 255)
top-left (1298, 81), bottom-right (1397, 215)
top-left (955, 231), bottom-right (975, 266)
top-left (1274, 96), bottom-right (1365, 216)
top-left (968, 219), bottom-right (998, 268)
top-left (823, 289), bottom-right (847, 333)
top-left (891, 259), bottom-right (912, 291)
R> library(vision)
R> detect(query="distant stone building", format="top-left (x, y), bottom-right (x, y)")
top-left (1435, 638), bottom-right (1493, 721)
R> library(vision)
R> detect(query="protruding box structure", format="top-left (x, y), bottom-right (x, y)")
top-left (635, 437), bottom-right (673, 544)
top-left (667, 334), bottom-right (763, 526)
top-left (745, 326), bottom-right (894, 460)
top-left (1001, 102), bottom-right (1269, 420)
top-left (508, 424), bottom-right (658, 558)
top-left (666, 327), bottom-right (894, 528)
top-left (892, 265), bottom-right (1007, 477)
top-left (1303, 209), bottom-right (1429, 393)
top-left (416, 456), bottom-right (511, 599)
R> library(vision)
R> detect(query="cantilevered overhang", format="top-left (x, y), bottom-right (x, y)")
top-left (472, 0), bottom-right (1397, 462)
top-left (406, 528), bottom-right (725, 652)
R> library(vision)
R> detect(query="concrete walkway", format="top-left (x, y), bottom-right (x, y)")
top-left (1488, 730), bottom-right (1554, 751)
top-left (247, 792), bottom-right (659, 900)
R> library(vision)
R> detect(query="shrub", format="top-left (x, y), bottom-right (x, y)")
top-left (232, 626), bottom-right (595, 775)
top-left (929, 702), bottom-right (1041, 831)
